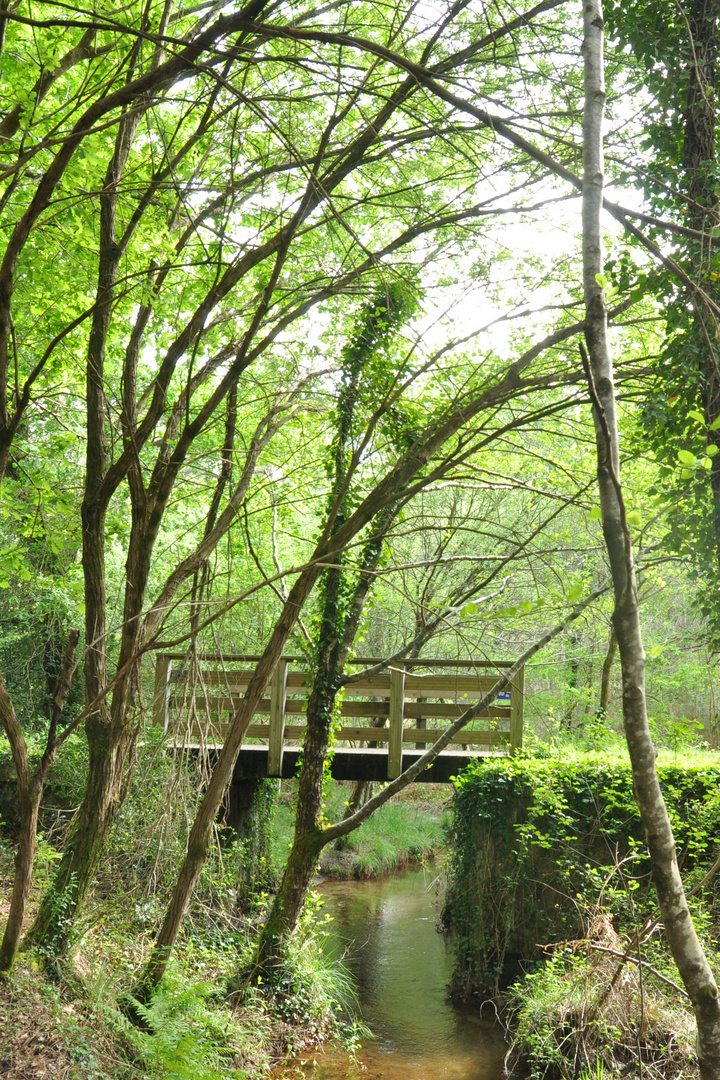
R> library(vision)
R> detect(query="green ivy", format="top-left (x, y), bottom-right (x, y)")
top-left (447, 750), bottom-right (720, 998)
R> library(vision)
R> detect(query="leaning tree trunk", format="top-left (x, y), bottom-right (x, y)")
top-left (0, 630), bottom-right (78, 970)
top-left (582, 4), bottom-right (720, 1074)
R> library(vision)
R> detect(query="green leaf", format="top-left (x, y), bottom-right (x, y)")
top-left (708, 444), bottom-right (719, 457)
top-left (703, 457), bottom-right (713, 470)
top-left (648, 644), bottom-right (663, 657)
top-left (687, 409), bottom-right (706, 424)
top-left (677, 449), bottom-right (696, 466)
top-left (680, 468), bottom-right (695, 479)
top-left (518, 600), bottom-right (533, 613)
top-left (595, 272), bottom-right (608, 288)
top-left (588, 506), bottom-right (602, 521)
top-left (462, 601), bottom-right (478, 616)
top-left (567, 583), bottom-right (583, 603)
top-left (710, 416), bottom-right (720, 430)
top-left (626, 510), bottom-right (642, 526)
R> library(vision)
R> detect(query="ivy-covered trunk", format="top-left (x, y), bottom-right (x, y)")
top-left (681, 1), bottom-right (720, 568)
top-left (253, 291), bottom-right (412, 970)
top-left (255, 569), bottom-right (346, 966)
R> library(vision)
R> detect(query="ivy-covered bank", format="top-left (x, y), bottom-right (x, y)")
top-left (445, 750), bottom-right (720, 1077)
top-left (446, 750), bottom-right (720, 1000)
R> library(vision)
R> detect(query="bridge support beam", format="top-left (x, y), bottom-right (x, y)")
top-left (233, 745), bottom-right (487, 784)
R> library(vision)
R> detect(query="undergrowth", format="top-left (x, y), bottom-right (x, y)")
top-left (272, 781), bottom-right (449, 879)
top-left (505, 916), bottom-right (697, 1080)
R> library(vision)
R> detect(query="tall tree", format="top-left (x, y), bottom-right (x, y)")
top-left (0, 0), bottom-right (604, 963)
top-left (581, 2), bottom-right (720, 1074)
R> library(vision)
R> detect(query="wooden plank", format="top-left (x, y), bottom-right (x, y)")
top-left (415, 700), bottom-right (426, 750)
top-left (169, 696), bottom-right (510, 722)
top-left (165, 653), bottom-right (514, 670)
top-left (403, 674), bottom-right (504, 696)
top-left (403, 701), bottom-right (509, 720)
top-left (168, 696), bottom-right (311, 715)
top-left (172, 722), bottom-right (508, 747)
top-left (336, 726), bottom-right (387, 742)
top-left (268, 661), bottom-right (288, 776)
top-left (171, 670), bottom-right (509, 698)
top-left (170, 721), bottom-right (306, 744)
top-left (510, 665), bottom-right (524, 756)
top-left (387, 668), bottom-right (405, 779)
top-left (402, 728), bottom-right (508, 745)
top-left (181, 670), bottom-right (312, 690)
top-left (153, 656), bottom-right (173, 729)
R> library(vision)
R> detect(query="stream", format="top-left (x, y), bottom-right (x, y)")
top-left (279, 867), bottom-right (507, 1079)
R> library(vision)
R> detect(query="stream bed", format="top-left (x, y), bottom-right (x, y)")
top-left (279, 867), bottom-right (507, 1080)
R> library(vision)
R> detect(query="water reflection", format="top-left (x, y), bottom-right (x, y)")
top-left (280, 868), bottom-right (506, 1079)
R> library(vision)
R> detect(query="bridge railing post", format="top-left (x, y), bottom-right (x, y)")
top-left (268, 661), bottom-right (289, 777)
top-left (387, 667), bottom-right (405, 779)
top-left (153, 655), bottom-right (173, 731)
top-left (509, 665), bottom-right (524, 755)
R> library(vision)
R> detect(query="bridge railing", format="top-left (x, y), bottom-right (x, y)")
top-left (153, 655), bottom-right (524, 779)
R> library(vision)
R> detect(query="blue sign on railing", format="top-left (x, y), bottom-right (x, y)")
top-left (496, 691), bottom-right (511, 702)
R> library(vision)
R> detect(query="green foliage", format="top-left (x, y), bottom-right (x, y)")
top-left (131, 975), bottom-right (259, 1080)
top-left (507, 942), bottom-right (695, 1080)
top-left (329, 801), bottom-right (447, 878)
top-left (447, 751), bottom-right (720, 997)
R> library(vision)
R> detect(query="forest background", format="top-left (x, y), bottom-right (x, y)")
top-left (2, 0), bottom-right (720, 1076)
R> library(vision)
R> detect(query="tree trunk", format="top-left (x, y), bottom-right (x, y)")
top-left (343, 779), bottom-right (370, 820)
top-left (598, 626), bottom-right (616, 716)
top-left (0, 768), bottom-right (41, 971)
top-left (133, 563), bottom-right (325, 999)
top-left (0, 631), bottom-right (78, 970)
top-left (25, 726), bottom-right (134, 952)
top-left (27, 112), bottom-right (145, 955)
top-left (582, 5), bottom-right (720, 1075)
top-left (681, 2), bottom-right (720, 569)
top-left (253, 829), bottom-right (325, 969)
top-left (255, 565), bottom-right (345, 967)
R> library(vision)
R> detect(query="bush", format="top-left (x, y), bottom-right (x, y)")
top-left (445, 748), bottom-right (720, 998)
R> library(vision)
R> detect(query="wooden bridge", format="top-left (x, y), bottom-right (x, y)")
top-left (154, 655), bottom-right (525, 784)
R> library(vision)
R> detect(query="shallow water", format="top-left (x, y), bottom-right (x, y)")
top-left (279, 868), bottom-right (507, 1080)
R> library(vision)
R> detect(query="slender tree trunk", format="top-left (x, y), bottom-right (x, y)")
top-left (25, 728), bottom-right (134, 951)
top-left (254, 830), bottom-right (325, 965)
top-left (133, 564), bottom-right (325, 999)
top-left (0, 631), bottom-right (78, 970)
top-left (26, 112), bottom-right (144, 956)
top-left (343, 779), bottom-right (370, 820)
top-left (255, 562), bottom-right (347, 967)
top-left (0, 779), bottom-right (42, 971)
top-left (582, 5), bottom-right (720, 1075)
top-left (598, 626), bottom-right (616, 716)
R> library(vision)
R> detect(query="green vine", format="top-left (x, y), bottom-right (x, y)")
top-left (446, 751), bottom-right (720, 998)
